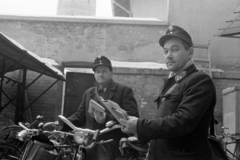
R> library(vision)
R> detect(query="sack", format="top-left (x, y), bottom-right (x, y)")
top-left (82, 139), bottom-right (115, 160)
top-left (208, 136), bottom-right (229, 160)
top-left (24, 141), bottom-right (58, 160)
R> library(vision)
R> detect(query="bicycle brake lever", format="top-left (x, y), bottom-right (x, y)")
top-left (18, 122), bottom-right (30, 131)
top-left (100, 124), bottom-right (122, 134)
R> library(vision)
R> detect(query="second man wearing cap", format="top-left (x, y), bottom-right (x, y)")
top-left (60, 55), bottom-right (139, 159)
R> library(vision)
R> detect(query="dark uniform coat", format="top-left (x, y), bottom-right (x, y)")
top-left (137, 64), bottom-right (216, 160)
top-left (62, 79), bottom-right (139, 157)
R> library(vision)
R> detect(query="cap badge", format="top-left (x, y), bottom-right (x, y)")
top-left (169, 26), bottom-right (173, 34)
top-left (98, 55), bottom-right (102, 58)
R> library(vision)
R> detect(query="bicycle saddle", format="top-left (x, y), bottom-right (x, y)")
top-left (119, 137), bottom-right (149, 154)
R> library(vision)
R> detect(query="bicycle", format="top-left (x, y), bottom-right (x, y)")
top-left (58, 115), bottom-right (149, 160)
top-left (16, 119), bottom-right (82, 160)
top-left (57, 115), bottom-right (120, 160)
top-left (19, 115), bottom-right (121, 160)
top-left (220, 126), bottom-right (240, 160)
top-left (0, 115), bottom-right (44, 160)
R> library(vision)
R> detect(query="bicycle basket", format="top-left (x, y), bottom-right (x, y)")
top-left (24, 141), bottom-right (58, 160)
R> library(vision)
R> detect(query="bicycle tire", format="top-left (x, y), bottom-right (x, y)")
top-left (0, 144), bottom-right (20, 160)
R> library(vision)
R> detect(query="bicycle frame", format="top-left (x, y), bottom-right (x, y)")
top-left (220, 127), bottom-right (240, 160)
top-left (224, 138), bottom-right (240, 160)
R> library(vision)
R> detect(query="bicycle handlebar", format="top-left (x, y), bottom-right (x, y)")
top-left (58, 115), bottom-right (121, 135)
top-left (43, 121), bottom-right (59, 128)
top-left (18, 122), bottom-right (38, 132)
top-left (43, 130), bottom-right (75, 136)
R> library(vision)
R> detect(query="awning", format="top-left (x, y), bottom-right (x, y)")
top-left (0, 32), bottom-right (65, 81)
top-left (216, 5), bottom-right (240, 38)
top-left (0, 32), bottom-right (65, 123)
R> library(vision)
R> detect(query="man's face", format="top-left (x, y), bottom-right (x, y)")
top-left (94, 66), bottom-right (112, 84)
top-left (163, 38), bottom-right (193, 73)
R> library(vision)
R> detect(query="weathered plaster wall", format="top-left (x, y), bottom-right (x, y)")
top-left (168, 0), bottom-right (240, 71)
top-left (0, 17), bottom-right (167, 64)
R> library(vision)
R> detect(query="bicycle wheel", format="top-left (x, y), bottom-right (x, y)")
top-left (0, 144), bottom-right (20, 160)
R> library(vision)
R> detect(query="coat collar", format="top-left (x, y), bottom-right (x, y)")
top-left (91, 79), bottom-right (118, 100)
top-left (168, 60), bottom-right (193, 78)
top-left (163, 64), bottom-right (197, 83)
top-left (107, 79), bottom-right (118, 91)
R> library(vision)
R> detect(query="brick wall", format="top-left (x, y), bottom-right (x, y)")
top-left (0, 71), bottom-right (19, 127)
top-left (113, 68), bottom-right (168, 119)
top-left (113, 69), bottom-right (240, 127)
top-left (0, 70), bottom-right (62, 128)
top-left (212, 72), bottom-right (240, 126)
top-left (1, 67), bottom-right (240, 131)
top-left (25, 71), bottom-right (59, 123)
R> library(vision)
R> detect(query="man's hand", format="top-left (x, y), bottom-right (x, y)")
top-left (93, 110), bottom-right (106, 124)
top-left (119, 116), bottom-right (138, 135)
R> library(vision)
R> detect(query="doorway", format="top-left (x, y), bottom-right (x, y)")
top-left (62, 68), bottom-right (95, 117)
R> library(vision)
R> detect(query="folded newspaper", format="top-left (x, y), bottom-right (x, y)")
top-left (88, 99), bottom-right (105, 117)
top-left (89, 99), bottom-right (129, 123)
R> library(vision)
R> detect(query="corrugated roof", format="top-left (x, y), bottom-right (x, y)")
top-left (217, 5), bottom-right (240, 38)
top-left (0, 32), bottom-right (65, 81)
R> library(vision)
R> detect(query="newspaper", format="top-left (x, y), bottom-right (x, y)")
top-left (102, 100), bottom-right (129, 123)
top-left (89, 99), bottom-right (129, 123)
top-left (88, 99), bottom-right (105, 117)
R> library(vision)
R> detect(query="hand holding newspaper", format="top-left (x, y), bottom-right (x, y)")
top-left (89, 99), bottom-right (106, 124)
top-left (89, 99), bottom-right (129, 124)
top-left (89, 99), bottom-right (105, 114)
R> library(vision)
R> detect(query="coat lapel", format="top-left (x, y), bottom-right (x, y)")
top-left (85, 88), bottom-right (95, 129)
top-left (103, 79), bottom-right (117, 100)
top-left (155, 64), bottom-right (198, 108)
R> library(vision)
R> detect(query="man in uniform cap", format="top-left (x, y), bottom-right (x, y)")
top-left (93, 55), bottom-right (112, 71)
top-left (59, 55), bottom-right (139, 159)
top-left (119, 25), bottom-right (217, 160)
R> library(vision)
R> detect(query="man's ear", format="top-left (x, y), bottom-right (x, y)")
top-left (188, 47), bottom-right (194, 59)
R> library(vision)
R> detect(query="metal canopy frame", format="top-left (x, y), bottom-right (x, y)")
top-left (217, 5), bottom-right (240, 38)
top-left (0, 32), bottom-right (65, 123)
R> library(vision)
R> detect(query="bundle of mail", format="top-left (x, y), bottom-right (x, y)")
top-left (89, 99), bottom-right (129, 123)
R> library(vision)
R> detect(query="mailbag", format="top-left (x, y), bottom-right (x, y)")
top-left (208, 117), bottom-right (229, 160)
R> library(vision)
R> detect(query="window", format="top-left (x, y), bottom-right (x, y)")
top-left (111, 0), bottom-right (169, 21)
top-left (112, 0), bottom-right (132, 17)
top-left (0, 0), bottom-right (169, 21)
